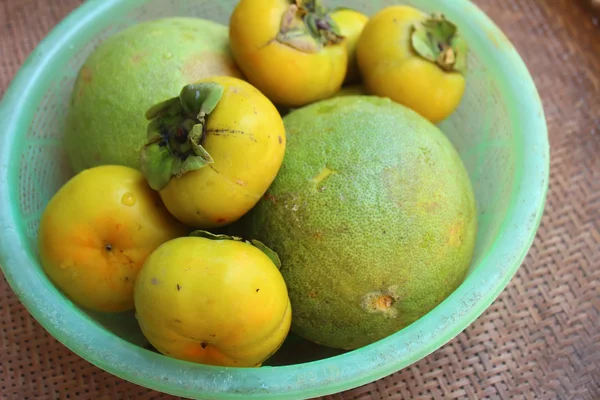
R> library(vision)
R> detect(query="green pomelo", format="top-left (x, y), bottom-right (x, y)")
top-left (238, 96), bottom-right (477, 350)
top-left (65, 18), bottom-right (242, 172)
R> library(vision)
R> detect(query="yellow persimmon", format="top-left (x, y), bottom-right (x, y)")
top-left (37, 165), bottom-right (187, 313)
top-left (331, 8), bottom-right (369, 84)
top-left (229, 0), bottom-right (348, 107)
top-left (140, 76), bottom-right (286, 228)
top-left (357, 6), bottom-right (468, 123)
top-left (134, 233), bottom-right (291, 367)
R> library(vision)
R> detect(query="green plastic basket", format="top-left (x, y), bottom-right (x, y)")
top-left (0, 0), bottom-right (549, 398)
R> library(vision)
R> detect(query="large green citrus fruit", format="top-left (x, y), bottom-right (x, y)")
top-left (239, 95), bottom-right (477, 349)
top-left (65, 17), bottom-right (242, 172)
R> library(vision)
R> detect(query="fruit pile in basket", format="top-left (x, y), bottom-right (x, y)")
top-left (37, 0), bottom-right (477, 367)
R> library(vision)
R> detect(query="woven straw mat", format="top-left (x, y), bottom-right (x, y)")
top-left (1, 0), bottom-right (599, 398)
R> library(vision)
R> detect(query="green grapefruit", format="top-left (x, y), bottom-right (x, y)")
top-left (239, 95), bottom-right (477, 349)
top-left (65, 18), bottom-right (242, 172)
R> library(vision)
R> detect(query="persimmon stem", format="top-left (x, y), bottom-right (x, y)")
top-left (140, 83), bottom-right (224, 191)
top-left (411, 13), bottom-right (468, 73)
top-left (276, 0), bottom-right (344, 53)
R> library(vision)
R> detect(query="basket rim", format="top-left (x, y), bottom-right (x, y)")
top-left (0, 0), bottom-right (549, 398)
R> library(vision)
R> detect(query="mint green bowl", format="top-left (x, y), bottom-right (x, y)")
top-left (0, 0), bottom-right (548, 398)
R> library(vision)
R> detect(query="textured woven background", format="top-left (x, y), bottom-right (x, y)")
top-left (1, 0), bottom-right (599, 398)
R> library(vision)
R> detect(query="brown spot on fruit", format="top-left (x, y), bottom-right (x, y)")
top-left (80, 67), bottom-right (92, 83)
top-left (263, 193), bottom-right (277, 204)
top-left (182, 52), bottom-right (242, 82)
top-left (201, 341), bottom-right (208, 349)
top-left (447, 221), bottom-right (465, 246)
top-left (130, 53), bottom-right (146, 63)
top-left (118, 251), bottom-right (136, 265)
top-left (376, 295), bottom-right (394, 310)
top-left (361, 290), bottom-right (398, 318)
top-left (216, 218), bottom-right (226, 224)
top-left (206, 128), bottom-right (246, 136)
top-left (278, 136), bottom-right (283, 144)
